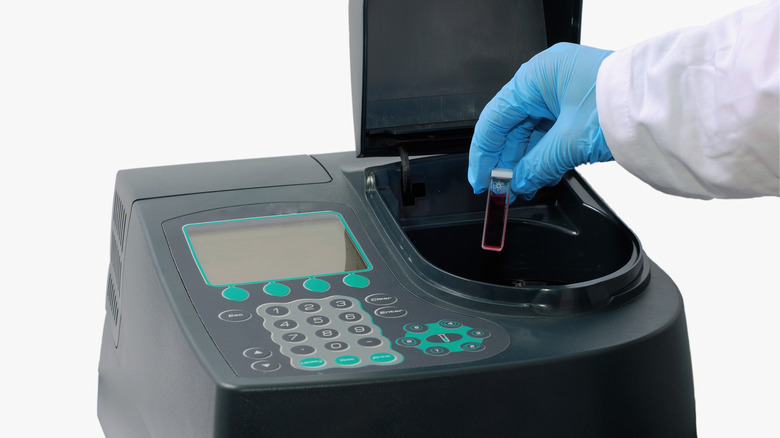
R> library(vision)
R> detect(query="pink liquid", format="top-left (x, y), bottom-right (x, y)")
top-left (482, 189), bottom-right (509, 251)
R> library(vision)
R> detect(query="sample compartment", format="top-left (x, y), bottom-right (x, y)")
top-left (366, 154), bottom-right (647, 314)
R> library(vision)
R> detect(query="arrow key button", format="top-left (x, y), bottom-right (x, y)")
top-left (251, 360), bottom-right (282, 372)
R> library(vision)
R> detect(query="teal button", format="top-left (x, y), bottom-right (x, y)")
top-left (396, 337), bottom-right (422, 347)
top-left (462, 342), bottom-right (485, 352)
top-left (303, 277), bottom-right (330, 293)
top-left (263, 282), bottom-right (290, 297)
top-left (335, 355), bottom-right (361, 366)
top-left (370, 353), bottom-right (397, 364)
top-left (222, 286), bottom-right (249, 301)
top-left (343, 273), bottom-right (370, 288)
top-left (299, 358), bottom-right (326, 368)
top-left (439, 320), bottom-right (462, 329)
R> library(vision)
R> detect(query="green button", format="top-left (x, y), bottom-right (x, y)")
top-left (370, 353), bottom-right (397, 364)
top-left (343, 273), bottom-right (370, 288)
top-left (303, 278), bottom-right (330, 293)
top-left (461, 342), bottom-right (484, 352)
top-left (335, 355), bottom-right (361, 366)
top-left (263, 282), bottom-right (290, 297)
top-left (222, 286), bottom-right (249, 301)
top-left (299, 358), bottom-right (326, 368)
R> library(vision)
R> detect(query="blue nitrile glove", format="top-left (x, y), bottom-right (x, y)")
top-left (468, 43), bottom-right (614, 200)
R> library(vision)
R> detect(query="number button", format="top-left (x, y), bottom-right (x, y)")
top-left (273, 319), bottom-right (298, 330)
top-left (264, 306), bottom-right (290, 317)
top-left (298, 302), bottom-right (321, 313)
top-left (348, 324), bottom-right (372, 335)
top-left (330, 298), bottom-right (353, 309)
top-left (306, 315), bottom-right (330, 326)
top-left (282, 332), bottom-right (307, 343)
top-left (339, 312), bottom-right (362, 323)
top-left (315, 329), bottom-right (340, 339)
top-left (325, 341), bottom-right (349, 352)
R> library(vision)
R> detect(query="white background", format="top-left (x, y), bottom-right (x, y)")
top-left (1, 0), bottom-right (777, 436)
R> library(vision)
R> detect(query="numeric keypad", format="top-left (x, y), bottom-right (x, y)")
top-left (257, 296), bottom-right (401, 371)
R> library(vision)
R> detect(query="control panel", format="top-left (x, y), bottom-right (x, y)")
top-left (163, 202), bottom-right (510, 378)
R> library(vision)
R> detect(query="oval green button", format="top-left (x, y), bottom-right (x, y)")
top-left (263, 282), bottom-right (290, 297)
top-left (335, 355), bottom-right (361, 366)
top-left (370, 353), bottom-right (397, 364)
top-left (222, 286), bottom-right (249, 301)
top-left (343, 273), bottom-right (370, 288)
top-left (299, 358), bottom-right (326, 368)
top-left (303, 278), bottom-right (330, 293)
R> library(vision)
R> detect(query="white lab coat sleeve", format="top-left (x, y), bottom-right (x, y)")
top-left (595, 0), bottom-right (780, 199)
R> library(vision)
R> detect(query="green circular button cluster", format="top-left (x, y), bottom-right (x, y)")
top-left (396, 320), bottom-right (490, 355)
top-left (227, 274), bottom-right (371, 300)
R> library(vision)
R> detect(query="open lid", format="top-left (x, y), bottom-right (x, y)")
top-left (350, 0), bottom-right (583, 157)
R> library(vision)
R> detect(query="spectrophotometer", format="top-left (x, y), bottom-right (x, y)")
top-left (97, 0), bottom-right (698, 436)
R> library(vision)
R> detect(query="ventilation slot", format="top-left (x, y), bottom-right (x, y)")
top-left (106, 191), bottom-right (127, 347)
top-left (110, 231), bottom-right (122, 286)
top-left (106, 271), bottom-right (121, 346)
top-left (112, 191), bottom-right (128, 253)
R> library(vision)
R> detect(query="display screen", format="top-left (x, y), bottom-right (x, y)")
top-left (183, 212), bottom-right (369, 287)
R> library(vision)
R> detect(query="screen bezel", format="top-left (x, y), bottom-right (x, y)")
top-left (182, 211), bottom-right (372, 288)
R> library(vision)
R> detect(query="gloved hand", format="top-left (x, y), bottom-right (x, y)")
top-left (468, 43), bottom-right (615, 200)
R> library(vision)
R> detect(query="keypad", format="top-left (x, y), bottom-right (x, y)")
top-left (257, 295), bottom-right (401, 371)
top-left (395, 320), bottom-right (491, 356)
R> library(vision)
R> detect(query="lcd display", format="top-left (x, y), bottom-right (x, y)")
top-left (183, 212), bottom-right (369, 287)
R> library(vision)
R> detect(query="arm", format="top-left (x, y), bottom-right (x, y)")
top-left (596, 0), bottom-right (779, 198)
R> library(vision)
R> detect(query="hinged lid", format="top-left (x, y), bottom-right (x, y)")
top-left (350, 0), bottom-right (583, 157)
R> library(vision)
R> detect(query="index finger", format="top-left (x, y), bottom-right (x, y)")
top-left (468, 91), bottom-right (536, 193)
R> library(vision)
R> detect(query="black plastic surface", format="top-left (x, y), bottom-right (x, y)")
top-left (115, 155), bottom-right (331, 203)
top-left (98, 152), bottom-right (696, 438)
top-left (162, 202), bottom-right (511, 378)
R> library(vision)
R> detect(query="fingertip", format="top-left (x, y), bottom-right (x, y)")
top-left (509, 173), bottom-right (536, 202)
top-left (518, 190), bottom-right (537, 201)
top-left (509, 159), bottom-right (545, 201)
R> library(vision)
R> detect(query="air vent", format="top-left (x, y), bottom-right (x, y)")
top-left (106, 191), bottom-right (128, 347)
top-left (105, 270), bottom-right (121, 346)
top-left (112, 191), bottom-right (127, 252)
top-left (110, 230), bottom-right (122, 285)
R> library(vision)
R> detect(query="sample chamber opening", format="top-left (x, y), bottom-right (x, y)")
top-left (366, 154), bottom-right (647, 314)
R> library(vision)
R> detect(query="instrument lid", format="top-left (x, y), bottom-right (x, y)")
top-left (350, 0), bottom-right (582, 157)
